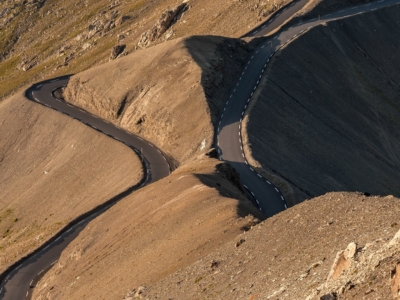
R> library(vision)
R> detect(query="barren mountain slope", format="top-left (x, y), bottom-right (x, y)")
top-left (64, 35), bottom-right (251, 164)
top-left (0, 93), bottom-right (142, 273)
top-left (0, 0), bottom-right (291, 100)
top-left (142, 192), bottom-right (400, 300)
top-left (33, 158), bottom-right (264, 300)
top-left (243, 6), bottom-right (400, 205)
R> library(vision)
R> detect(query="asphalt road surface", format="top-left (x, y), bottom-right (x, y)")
top-left (217, 0), bottom-right (400, 217)
top-left (1, 0), bottom-right (400, 298)
top-left (0, 77), bottom-right (170, 300)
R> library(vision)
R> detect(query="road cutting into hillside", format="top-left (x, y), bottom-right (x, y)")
top-left (217, 0), bottom-right (400, 217)
top-left (2, 0), bottom-right (400, 298)
top-left (0, 78), bottom-right (171, 300)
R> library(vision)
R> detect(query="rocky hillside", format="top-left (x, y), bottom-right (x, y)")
top-left (243, 4), bottom-right (400, 205)
top-left (0, 0), bottom-right (291, 100)
top-left (141, 192), bottom-right (400, 300)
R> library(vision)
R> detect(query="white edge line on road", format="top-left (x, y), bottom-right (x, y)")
top-left (281, 196), bottom-right (284, 200)
top-left (284, 204), bottom-right (288, 209)
top-left (250, 167), bottom-right (254, 171)
top-left (267, 180), bottom-right (271, 184)
top-left (251, 192), bottom-right (255, 196)
top-left (256, 199), bottom-right (259, 204)
top-left (243, 185), bottom-right (248, 189)
top-left (257, 174), bottom-right (262, 178)
top-left (275, 187), bottom-right (279, 192)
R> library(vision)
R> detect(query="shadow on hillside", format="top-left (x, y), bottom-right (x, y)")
top-left (193, 162), bottom-right (266, 222)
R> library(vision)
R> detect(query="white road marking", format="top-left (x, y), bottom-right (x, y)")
top-left (262, 25), bottom-right (266, 28)
top-left (26, 291), bottom-right (29, 297)
top-left (51, 260), bottom-right (57, 266)
top-left (274, 36), bottom-right (277, 39)
top-left (242, 72), bottom-right (244, 75)
top-left (251, 92), bottom-right (254, 96)
top-left (233, 88), bottom-right (236, 92)
top-left (224, 107), bottom-right (226, 111)
top-left (55, 236), bottom-right (61, 242)
top-left (243, 185), bottom-right (248, 189)
top-left (245, 161), bottom-right (248, 164)
top-left (251, 192), bottom-right (255, 196)
top-left (242, 111), bottom-right (244, 116)
top-left (250, 167), bottom-right (254, 171)
top-left (257, 174), bottom-right (262, 178)
top-left (253, 30), bottom-right (258, 34)
top-left (281, 196), bottom-right (284, 200)
top-left (37, 84), bottom-right (42, 88)
top-left (67, 104), bottom-right (73, 107)
top-left (34, 97), bottom-right (40, 102)
top-left (251, 55), bottom-right (254, 59)
top-left (226, 101), bottom-right (229, 104)
top-left (38, 270), bottom-right (44, 275)
top-left (244, 104), bottom-right (247, 109)
top-left (254, 86), bottom-right (257, 90)
top-left (257, 80), bottom-right (260, 84)
top-left (274, 187), bottom-right (279, 192)
top-left (237, 83), bottom-right (239, 86)
top-left (256, 50), bottom-right (259, 54)
top-left (30, 280), bottom-right (33, 285)
top-left (221, 113), bottom-right (224, 118)
top-left (256, 199), bottom-right (259, 204)
top-left (284, 204), bottom-right (287, 209)
top-left (242, 153), bottom-right (244, 157)
top-left (149, 143), bottom-right (154, 147)
top-left (267, 180), bottom-right (271, 184)
top-left (247, 98), bottom-right (250, 103)
top-left (230, 95), bottom-right (232, 98)
top-left (157, 150), bottom-right (161, 153)
top-left (219, 121), bottom-right (221, 125)
top-left (276, 13), bottom-right (280, 17)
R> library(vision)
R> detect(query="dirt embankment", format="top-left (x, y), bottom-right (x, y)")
top-left (33, 158), bottom-right (264, 300)
top-left (0, 93), bottom-right (143, 273)
top-left (64, 35), bottom-right (250, 164)
top-left (141, 192), bottom-right (400, 299)
top-left (243, 6), bottom-right (400, 205)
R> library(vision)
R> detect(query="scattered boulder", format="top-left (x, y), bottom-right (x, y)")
top-left (392, 263), bottom-right (400, 299)
top-left (109, 44), bottom-right (125, 60)
top-left (327, 242), bottom-right (357, 281)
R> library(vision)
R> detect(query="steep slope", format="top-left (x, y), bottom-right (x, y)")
top-left (33, 159), bottom-right (264, 300)
top-left (0, 93), bottom-right (143, 273)
top-left (243, 5), bottom-right (400, 205)
top-left (64, 35), bottom-right (251, 164)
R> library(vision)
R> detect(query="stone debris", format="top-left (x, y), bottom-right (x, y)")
top-left (137, 3), bottom-right (189, 49)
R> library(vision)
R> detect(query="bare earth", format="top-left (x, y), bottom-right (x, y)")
top-left (0, 93), bottom-right (143, 273)
top-left (33, 158), bottom-right (264, 300)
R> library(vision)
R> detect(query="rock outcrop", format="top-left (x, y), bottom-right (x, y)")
top-left (137, 3), bottom-right (189, 49)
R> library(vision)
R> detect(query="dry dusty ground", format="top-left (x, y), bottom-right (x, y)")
top-left (64, 35), bottom-right (251, 164)
top-left (141, 192), bottom-right (400, 300)
top-left (0, 0), bottom-right (291, 100)
top-left (32, 158), bottom-right (264, 300)
top-left (243, 5), bottom-right (400, 205)
top-left (0, 93), bottom-right (143, 273)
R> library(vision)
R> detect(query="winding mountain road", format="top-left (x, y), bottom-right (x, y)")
top-left (1, 0), bottom-right (400, 298)
top-left (217, 0), bottom-right (400, 217)
top-left (0, 78), bottom-right (171, 299)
